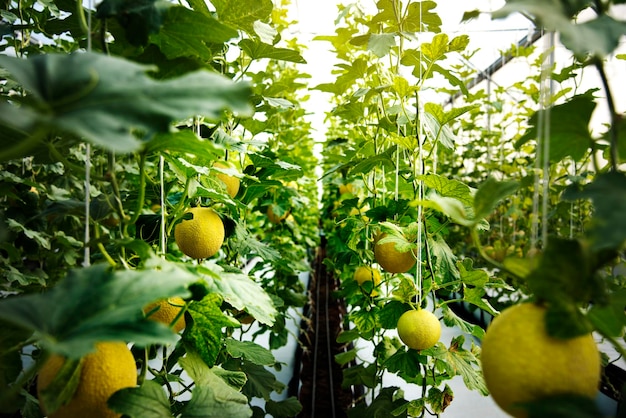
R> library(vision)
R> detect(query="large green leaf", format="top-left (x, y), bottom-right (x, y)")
top-left (180, 352), bottom-right (252, 418)
top-left (108, 380), bottom-right (174, 418)
top-left (96, 0), bottom-right (171, 46)
top-left (473, 177), bottom-right (520, 223)
top-left (515, 94), bottom-right (595, 163)
top-left (225, 338), bottom-right (276, 366)
top-left (182, 293), bottom-right (236, 368)
top-left (0, 52), bottom-right (252, 158)
top-left (563, 171), bottom-right (626, 251)
top-left (239, 38), bottom-right (306, 63)
top-left (209, 0), bottom-right (273, 33)
top-left (429, 336), bottom-right (487, 394)
top-left (493, 0), bottom-right (626, 58)
top-left (0, 261), bottom-right (195, 357)
top-left (265, 397), bottom-right (303, 418)
top-left (202, 263), bottom-right (277, 326)
top-left (222, 359), bottom-right (283, 401)
top-left (150, 6), bottom-right (238, 61)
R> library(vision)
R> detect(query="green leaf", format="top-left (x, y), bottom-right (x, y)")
top-left (38, 357), bottom-right (82, 416)
top-left (404, 1), bottom-right (441, 33)
top-left (473, 177), bottom-right (519, 223)
top-left (349, 387), bottom-right (408, 418)
top-left (335, 349), bottom-right (358, 366)
top-left (223, 359), bottom-right (283, 400)
top-left (96, 0), bottom-right (171, 46)
top-left (265, 397), bottom-right (303, 418)
top-left (516, 94), bottom-right (596, 163)
top-left (526, 238), bottom-right (592, 303)
top-left (463, 287), bottom-right (498, 316)
top-left (493, 1), bottom-right (626, 58)
top-left (440, 305), bottom-right (485, 340)
top-left (209, 0), bottom-right (272, 34)
top-left (6, 218), bottom-right (51, 249)
top-left (426, 385), bottom-right (453, 414)
top-left (108, 380), bottom-right (174, 418)
top-left (0, 52), bottom-right (252, 157)
top-left (384, 347), bottom-right (422, 379)
top-left (212, 367), bottom-right (248, 391)
top-left (457, 258), bottom-right (488, 287)
top-left (183, 293), bottom-right (235, 368)
top-left (0, 261), bottom-right (195, 358)
top-left (239, 38), bottom-right (306, 63)
top-left (350, 306), bottom-right (379, 340)
top-left (225, 338), bottom-right (276, 366)
top-left (563, 171), bottom-right (626, 251)
top-left (588, 289), bottom-right (626, 337)
top-left (336, 329), bottom-right (360, 343)
top-left (418, 173), bottom-right (473, 207)
top-left (422, 33), bottom-right (449, 62)
top-left (431, 336), bottom-right (487, 394)
top-left (203, 264), bottom-right (277, 326)
top-left (378, 300), bottom-right (410, 329)
top-left (367, 33), bottom-right (396, 57)
top-left (341, 363), bottom-right (377, 389)
top-left (150, 6), bottom-right (238, 60)
top-left (180, 352), bottom-right (252, 418)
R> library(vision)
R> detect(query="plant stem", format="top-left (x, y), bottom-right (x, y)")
top-left (128, 151), bottom-right (147, 226)
top-left (594, 59), bottom-right (619, 172)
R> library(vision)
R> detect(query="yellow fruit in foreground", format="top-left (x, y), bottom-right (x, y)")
top-left (174, 207), bottom-right (225, 259)
top-left (267, 204), bottom-right (288, 224)
top-left (144, 296), bottom-right (186, 333)
top-left (397, 309), bottom-right (441, 350)
top-left (480, 303), bottom-right (601, 418)
top-left (374, 234), bottom-right (416, 274)
top-left (213, 162), bottom-right (240, 198)
top-left (353, 266), bottom-right (382, 296)
top-left (37, 342), bottom-right (137, 418)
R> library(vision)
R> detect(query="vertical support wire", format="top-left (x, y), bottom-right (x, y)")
top-left (541, 32), bottom-right (555, 246)
top-left (160, 155), bottom-right (167, 256)
top-left (83, 0), bottom-right (94, 266)
top-left (415, 2), bottom-right (424, 309)
top-left (531, 31), bottom-right (554, 250)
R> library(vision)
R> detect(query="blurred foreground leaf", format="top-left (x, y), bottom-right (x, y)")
top-left (0, 261), bottom-right (195, 357)
top-left (0, 52), bottom-right (251, 160)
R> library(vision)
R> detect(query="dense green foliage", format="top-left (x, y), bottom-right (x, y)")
top-left (1, 0), bottom-right (626, 417)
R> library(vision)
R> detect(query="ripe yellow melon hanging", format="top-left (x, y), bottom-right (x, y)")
top-left (37, 342), bottom-right (137, 418)
top-left (174, 207), bottom-right (225, 259)
top-left (353, 265), bottom-right (382, 296)
top-left (374, 233), bottom-right (416, 274)
top-left (144, 296), bottom-right (186, 333)
top-left (480, 303), bottom-right (601, 418)
top-left (213, 161), bottom-right (240, 198)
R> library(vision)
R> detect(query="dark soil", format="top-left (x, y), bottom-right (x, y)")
top-left (289, 241), bottom-right (362, 417)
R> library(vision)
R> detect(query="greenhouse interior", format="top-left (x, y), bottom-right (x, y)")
top-left (1, 0), bottom-right (626, 417)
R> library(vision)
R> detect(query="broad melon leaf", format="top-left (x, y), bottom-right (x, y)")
top-left (0, 261), bottom-right (195, 358)
top-left (225, 338), bottom-right (276, 366)
top-left (201, 263), bottom-right (277, 326)
top-left (108, 380), bottom-right (174, 418)
top-left (150, 6), bottom-right (238, 60)
top-left (239, 38), bottom-right (306, 63)
top-left (180, 352), bottom-right (252, 418)
top-left (182, 293), bottom-right (237, 368)
top-left (209, 0), bottom-right (272, 34)
top-left (0, 52), bottom-right (252, 158)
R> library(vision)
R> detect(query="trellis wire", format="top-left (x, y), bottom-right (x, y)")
top-left (83, 1), bottom-right (93, 266)
top-left (530, 31), bottom-right (555, 250)
top-left (415, 0), bottom-right (424, 309)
